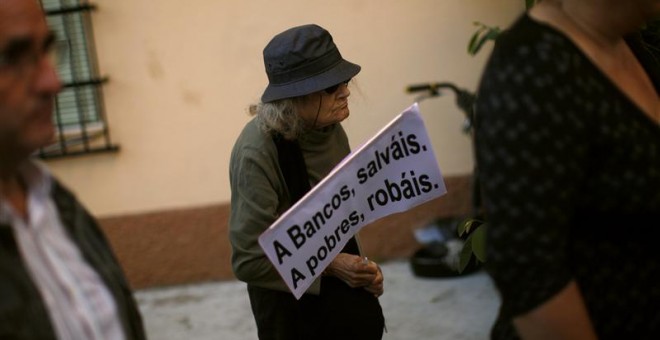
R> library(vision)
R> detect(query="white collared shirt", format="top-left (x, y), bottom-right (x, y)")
top-left (0, 160), bottom-right (125, 340)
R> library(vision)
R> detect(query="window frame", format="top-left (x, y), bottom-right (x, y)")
top-left (38, 0), bottom-right (119, 159)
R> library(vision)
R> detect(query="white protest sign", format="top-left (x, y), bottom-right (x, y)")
top-left (258, 103), bottom-right (447, 299)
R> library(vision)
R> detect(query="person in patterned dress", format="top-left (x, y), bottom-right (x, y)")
top-left (475, 0), bottom-right (660, 339)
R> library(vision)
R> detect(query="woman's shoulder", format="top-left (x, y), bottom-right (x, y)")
top-left (479, 13), bottom-right (587, 94)
top-left (234, 118), bottom-right (275, 150)
top-left (230, 117), bottom-right (278, 166)
top-left (493, 13), bottom-right (577, 60)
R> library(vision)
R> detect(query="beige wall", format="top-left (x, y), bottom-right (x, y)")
top-left (46, 0), bottom-right (523, 217)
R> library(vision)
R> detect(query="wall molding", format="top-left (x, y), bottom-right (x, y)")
top-left (100, 174), bottom-right (474, 289)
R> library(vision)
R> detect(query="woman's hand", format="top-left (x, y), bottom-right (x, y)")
top-left (364, 263), bottom-right (384, 297)
top-left (325, 253), bottom-right (384, 297)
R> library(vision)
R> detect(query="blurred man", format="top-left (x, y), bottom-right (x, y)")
top-left (0, 0), bottom-right (146, 338)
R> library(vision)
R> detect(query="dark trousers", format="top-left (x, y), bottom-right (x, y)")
top-left (247, 276), bottom-right (384, 340)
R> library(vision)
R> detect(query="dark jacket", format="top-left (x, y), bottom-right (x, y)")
top-left (0, 179), bottom-right (146, 339)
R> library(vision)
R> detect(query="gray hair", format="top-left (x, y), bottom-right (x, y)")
top-left (249, 98), bottom-right (307, 140)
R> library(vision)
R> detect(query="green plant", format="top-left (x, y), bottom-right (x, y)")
top-left (467, 22), bottom-right (501, 56)
top-left (457, 217), bottom-right (486, 272)
top-left (467, 0), bottom-right (540, 56)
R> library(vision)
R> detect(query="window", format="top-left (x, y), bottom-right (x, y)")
top-left (38, 0), bottom-right (118, 159)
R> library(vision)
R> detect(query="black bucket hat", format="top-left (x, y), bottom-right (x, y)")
top-left (261, 24), bottom-right (361, 103)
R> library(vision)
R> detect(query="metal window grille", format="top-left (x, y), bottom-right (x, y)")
top-left (38, 0), bottom-right (118, 159)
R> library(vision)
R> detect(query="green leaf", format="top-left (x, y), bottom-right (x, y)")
top-left (458, 235), bottom-right (474, 273)
top-left (457, 217), bottom-right (484, 237)
top-left (471, 224), bottom-right (488, 262)
top-left (467, 26), bottom-right (485, 54)
top-left (525, 0), bottom-right (536, 9)
top-left (468, 27), bottom-right (501, 56)
top-left (456, 218), bottom-right (470, 236)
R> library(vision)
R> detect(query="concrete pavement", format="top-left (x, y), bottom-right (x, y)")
top-left (135, 259), bottom-right (500, 339)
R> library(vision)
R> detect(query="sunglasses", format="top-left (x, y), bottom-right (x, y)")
top-left (324, 78), bottom-right (352, 94)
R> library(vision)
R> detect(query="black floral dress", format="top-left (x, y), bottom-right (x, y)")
top-left (475, 14), bottom-right (660, 340)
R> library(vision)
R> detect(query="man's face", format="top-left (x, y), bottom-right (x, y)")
top-left (0, 0), bottom-right (61, 158)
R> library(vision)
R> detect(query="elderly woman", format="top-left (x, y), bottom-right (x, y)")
top-left (229, 24), bottom-right (385, 340)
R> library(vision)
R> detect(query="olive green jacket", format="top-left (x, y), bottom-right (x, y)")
top-left (229, 118), bottom-right (361, 294)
